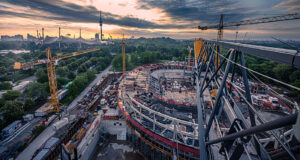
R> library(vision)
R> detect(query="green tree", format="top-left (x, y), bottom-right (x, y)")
top-left (272, 64), bottom-right (293, 82)
top-left (68, 83), bottom-right (79, 97)
top-left (56, 67), bottom-right (69, 76)
top-left (67, 72), bottom-right (76, 80)
top-left (57, 77), bottom-right (69, 88)
top-left (137, 46), bottom-right (145, 53)
top-left (67, 62), bottom-right (78, 71)
top-left (24, 98), bottom-right (35, 111)
top-left (289, 70), bottom-right (300, 82)
top-left (292, 80), bottom-right (300, 98)
top-left (0, 82), bottom-right (13, 90)
top-left (86, 70), bottom-right (96, 82)
top-left (96, 65), bottom-right (103, 72)
top-left (24, 82), bottom-right (48, 101)
top-left (1, 100), bottom-right (24, 123)
top-left (0, 119), bottom-right (6, 131)
top-left (3, 90), bottom-right (21, 101)
top-left (112, 54), bottom-right (129, 71)
top-left (78, 65), bottom-right (87, 73)
top-left (130, 54), bottom-right (139, 66)
top-left (35, 68), bottom-right (48, 83)
top-left (0, 98), bottom-right (4, 108)
top-left (0, 66), bottom-right (7, 74)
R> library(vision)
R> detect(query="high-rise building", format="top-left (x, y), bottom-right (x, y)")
top-left (95, 33), bottom-right (99, 40)
top-left (99, 11), bottom-right (103, 41)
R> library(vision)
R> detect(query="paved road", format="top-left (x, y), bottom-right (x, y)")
top-left (13, 75), bottom-right (37, 92)
top-left (67, 65), bottom-right (112, 112)
top-left (0, 76), bottom-right (37, 98)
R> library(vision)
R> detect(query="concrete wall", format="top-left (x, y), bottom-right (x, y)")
top-left (100, 120), bottom-right (127, 140)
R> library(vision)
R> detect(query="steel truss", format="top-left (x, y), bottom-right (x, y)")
top-left (193, 40), bottom-right (299, 160)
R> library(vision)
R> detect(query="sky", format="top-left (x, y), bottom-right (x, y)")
top-left (0, 0), bottom-right (299, 40)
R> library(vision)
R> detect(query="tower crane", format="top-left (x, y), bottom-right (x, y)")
top-left (198, 13), bottom-right (300, 41)
top-left (197, 13), bottom-right (300, 69)
top-left (14, 47), bottom-right (100, 113)
top-left (122, 34), bottom-right (126, 75)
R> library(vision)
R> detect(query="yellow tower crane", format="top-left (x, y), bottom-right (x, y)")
top-left (122, 35), bottom-right (126, 75)
top-left (187, 45), bottom-right (192, 72)
top-left (14, 47), bottom-right (100, 113)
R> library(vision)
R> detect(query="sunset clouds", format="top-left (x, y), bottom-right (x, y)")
top-left (0, 0), bottom-right (299, 40)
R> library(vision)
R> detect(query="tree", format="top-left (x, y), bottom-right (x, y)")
top-left (67, 62), bottom-right (78, 71)
top-left (67, 72), bottom-right (76, 80)
top-left (112, 54), bottom-right (129, 71)
top-left (56, 67), bottom-right (69, 76)
top-left (24, 98), bottom-right (35, 111)
top-left (35, 68), bottom-right (48, 83)
top-left (3, 90), bottom-right (21, 101)
top-left (0, 66), bottom-right (7, 74)
top-left (272, 64), bottom-right (293, 82)
top-left (78, 65), bottom-right (87, 73)
top-left (130, 54), bottom-right (139, 66)
top-left (0, 98), bottom-right (4, 108)
top-left (86, 70), bottom-right (96, 82)
top-left (1, 100), bottom-right (24, 123)
top-left (96, 65), bottom-right (103, 72)
top-left (57, 77), bottom-right (69, 88)
top-left (0, 82), bottom-right (12, 90)
top-left (292, 80), bottom-right (300, 99)
top-left (24, 82), bottom-right (48, 101)
top-left (289, 70), bottom-right (300, 82)
top-left (137, 46), bottom-right (145, 53)
top-left (68, 83), bottom-right (79, 97)
top-left (90, 57), bottom-right (98, 65)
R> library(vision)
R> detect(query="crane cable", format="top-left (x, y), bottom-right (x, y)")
top-left (217, 53), bottom-right (300, 91)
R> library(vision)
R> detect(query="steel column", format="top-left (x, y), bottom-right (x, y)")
top-left (205, 49), bottom-right (235, 138)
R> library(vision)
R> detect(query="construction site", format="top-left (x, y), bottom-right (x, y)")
top-left (0, 1), bottom-right (300, 160)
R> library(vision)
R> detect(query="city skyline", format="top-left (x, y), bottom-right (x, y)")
top-left (0, 0), bottom-right (299, 40)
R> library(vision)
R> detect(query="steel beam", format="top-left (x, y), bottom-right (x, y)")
top-left (213, 41), bottom-right (300, 68)
top-left (206, 113), bottom-right (297, 145)
top-left (205, 49), bottom-right (235, 138)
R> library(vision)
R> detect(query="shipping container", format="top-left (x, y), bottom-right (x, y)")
top-left (53, 118), bottom-right (69, 130)
top-left (1, 120), bottom-right (22, 137)
top-left (23, 114), bottom-right (34, 121)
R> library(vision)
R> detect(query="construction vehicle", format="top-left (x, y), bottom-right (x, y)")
top-left (14, 47), bottom-right (100, 114)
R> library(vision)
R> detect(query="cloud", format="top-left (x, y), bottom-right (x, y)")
top-left (0, 0), bottom-right (188, 29)
top-left (135, 0), bottom-right (257, 25)
top-left (274, 0), bottom-right (300, 11)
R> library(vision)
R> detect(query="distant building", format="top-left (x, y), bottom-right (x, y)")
top-left (95, 33), bottom-right (99, 41)
top-left (27, 33), bottom-right (37, 41)
top-left (1, 35), bottom-right (23, 41)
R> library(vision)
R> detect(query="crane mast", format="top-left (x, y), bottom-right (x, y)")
top-left (122, 35), bottom-right (126, 75)
top-left (46, 48), bottom-right (59, 113)
top-left (14, 48), bottom-right (100, 113)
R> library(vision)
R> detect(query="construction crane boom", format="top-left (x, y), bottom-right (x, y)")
top-left (198, 13), bottom-right (300, 30)
top-left (14, 47), bottom-right (100, 113)
top-left (14, 48), bottom-right (99, 70)
top-left (198, 13), bottom-right (300, 42)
